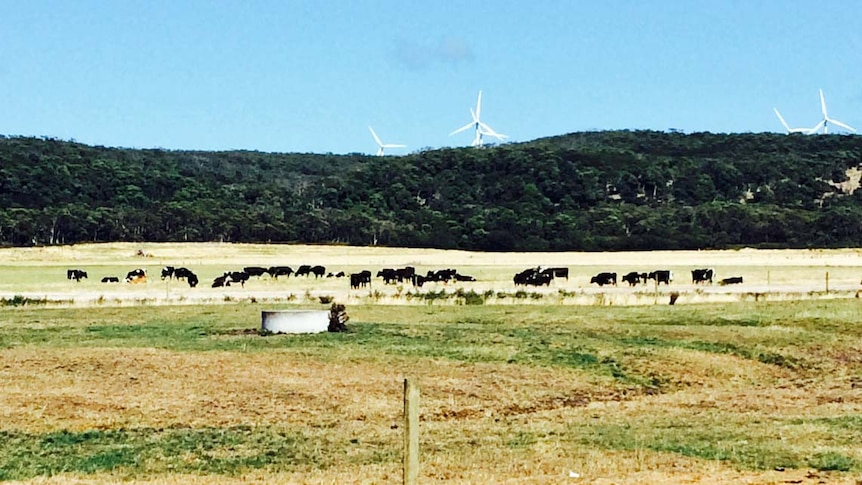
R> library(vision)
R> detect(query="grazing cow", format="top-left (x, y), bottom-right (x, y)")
top-left (243, 266), bottom-right (269, 278)
top-left (396, 266), bottom-right (416, 282)
top-left (692, 268), bottom-right (715, 285)
top-left (426, 269), bottom-right (457, 283)
top-left (101, 276), bottom-right (119, 283)
top-left (295, 265), bottom-right (325, 277)
top-left (719, 276), bottom-right (743, 285)
top-left (125, 268), bottom-right (147, 284)
top-left (377, 269), bottom-right (398, 284)
top-left (647, 270), bottom-right (673, 285)
top-left (621, 271), bottom-right (642, 286)
top-left (187, 273), bottom-right (199, 288)
top-left (160, 266), bottom-right (175, 280)
top-left (411, 274), bottom-right (428, 287)
top-left (173, 267), bottom-right (195, 280)
top-left (212, 275), bottom-right (227, 288)
top-left (514, 268), bottom-right (553, 286)
top-left (547, 267), bottom-right (569, 279)
top-left (224, 271), bottom-right (250, 287)
top-left (267, 266), bottom-right (293, 279)
top-left (67, 269), bottom-right (88, 282)
top-left (590, 272), bottom-right (617, 287)
top-left (350, 270), bottom-right (372, 289)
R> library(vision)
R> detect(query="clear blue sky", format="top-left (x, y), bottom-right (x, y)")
top-left (1, 1), bottom-right (860, 155)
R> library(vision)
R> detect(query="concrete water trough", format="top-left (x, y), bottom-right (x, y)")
top-left (261, 310), bottom-right (329, 334)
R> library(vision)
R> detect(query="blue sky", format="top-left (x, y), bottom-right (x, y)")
top-left (1, 1), bottom-right (860, 155)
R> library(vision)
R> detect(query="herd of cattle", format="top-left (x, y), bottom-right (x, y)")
top-left (66, 264), bottom-right (745, 289)
top-left (513, 267), bottom-right (743, 287)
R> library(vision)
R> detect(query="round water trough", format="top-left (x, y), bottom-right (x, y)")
top-left (262, 310), bottom-right (329, 334)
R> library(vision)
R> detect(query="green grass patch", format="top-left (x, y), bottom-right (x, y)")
top-left (0, 426), bottom-right (344, 481)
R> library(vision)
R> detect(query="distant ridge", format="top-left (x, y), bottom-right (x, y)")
top-left (1, 130), bottom-right (860, 250)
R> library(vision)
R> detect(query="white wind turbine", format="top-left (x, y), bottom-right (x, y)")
top-left (450, 90), bottom-right (507, 147)
top-left (809, 89), bottom-right (856, 134)
top-left (773, 108), bottom-right (817, 134)
top-left (368, 126), bottom-right (406, 156)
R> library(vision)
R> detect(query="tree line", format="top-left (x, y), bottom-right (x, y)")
top-left (1, 130), bottom-right (860, 250)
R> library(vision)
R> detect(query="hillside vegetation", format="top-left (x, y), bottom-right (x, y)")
top-left (1, 131), bottom-right (860, 250)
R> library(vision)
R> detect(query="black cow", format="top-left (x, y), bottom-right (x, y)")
top-left (295, 265), bottom-right (325, 278)
top-left (692, 268), bottom-right (714, 285)
top-left (621, 271), bottom-right (642, 286)
top-left (547, 267), bottom-right (569, 279)
top-left (514, 268), bottom-right (553, 286)
top-left (590, 272), bottom-right (617, 286)
top-left (161, 266), bottom-right (175, 280)
top-left (335, 271), bottom-right (346, 278)
top-left (350, 270), bottom-right (372, 289)
top-left (101, 276), bottom-right (119, 283)
top-left (377, 268), bottom-right (398, 284)
top-left (411, 274), bottom-right (428, 287)
top-left (174, 267), bottom-right (195, 280)
top-left (267, 266), bottom-right (293, 279)
top-left (426, 269), bottom-right (457, 283)
top-left (647, 270), bottom-right (673, 285)
top-left (212, 275), bottom-right (227, 288)
top-left (719, 276), bottom-right (743, 285)
top-left (244, 266), bottom-right (269, 278)
top-left (67, 269), bottom-right (88, 282)
top-left (187, 273), bottom-right (199, 288)
top-left (224, 271), bottom-right (250, 287)
top-left (454, 273), bottom-right (476, 282)
top-left (396, 266), bottom-right (416, 282)
top-left (125, 268), bottom-right (147, 283)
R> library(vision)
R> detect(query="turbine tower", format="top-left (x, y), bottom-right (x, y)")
top-left (450, 90), bottom-right (508, 147)
top-left (368, 126), bottom-right (406, 156)
top-left (809, 89), bottom-right (856, 134)
top-left (773, 108), bottom-right (817, 134)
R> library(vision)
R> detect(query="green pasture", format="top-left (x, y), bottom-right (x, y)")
top-left (1, 300), bottom-right (861, 481)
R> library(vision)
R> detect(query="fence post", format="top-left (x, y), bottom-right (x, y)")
top-left (403, 378), bottom-right (419, 485)
top-left (825, 271), bottom-right (829, 294)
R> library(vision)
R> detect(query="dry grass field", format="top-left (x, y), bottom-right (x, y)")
top-left (1, 242), bottom-right (861, 307)
top-left (1, 243), bottom-right (861, 484)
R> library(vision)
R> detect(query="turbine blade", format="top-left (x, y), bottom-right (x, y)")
top-left (450, 122), bottom-right (474, 136)
top-left (470, 107), bottom-right (478, 122)
top-left (475, 90), bottom-right (482, 120)
top-left (827, 118), bottom-right (856, 132)
top-left (382, 143), bottom-right (407, 148)
top-left (820, 89), bottom-right (828, 117)
top-left (368, 126), bottom-right (383, 146)
top-left (808, 120), bottom-right (825, 134)
top-left (478, 121), bottom-right (507, 139)
top-left (773, 108), bottom-right (791, 131)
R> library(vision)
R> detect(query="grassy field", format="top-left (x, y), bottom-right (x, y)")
top-left (1, 298), bottom-right (861, 484)
top-left (1, 243), bottom-right (861, 307)
top-left (1, 243), bottom-right (861, 483)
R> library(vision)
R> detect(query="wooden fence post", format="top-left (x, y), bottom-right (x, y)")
top-left (825, 271), bottom-right (829, 294)
top-left (403, 378), bottom-right (419, 485)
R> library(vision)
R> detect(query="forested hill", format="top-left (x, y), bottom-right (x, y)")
top-left (1, 131), bottom-right (861, 250)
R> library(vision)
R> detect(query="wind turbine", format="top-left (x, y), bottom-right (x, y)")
top-left (773, 108), bottom-right (817, 134)
top-left (368, 126), bottom-right (406, 156)
top-left (450, 90), bottom-right (508, 147)
top-left (809, 89), bottom-right (856, 134)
